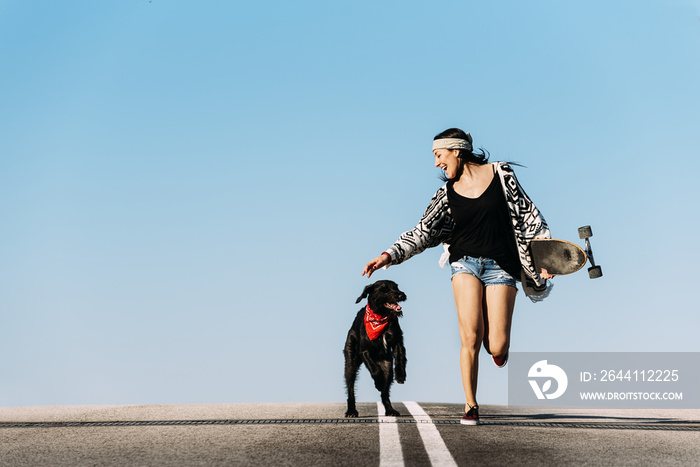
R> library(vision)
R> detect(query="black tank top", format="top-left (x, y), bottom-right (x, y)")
top-left (446, 168), bottom-right (520, 277)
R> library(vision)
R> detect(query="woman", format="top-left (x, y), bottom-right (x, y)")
top-left (362, 128), bottom-right (553, 425)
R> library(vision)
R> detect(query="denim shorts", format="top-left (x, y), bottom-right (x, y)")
top-left (450, 256), bottom-right (518, 288)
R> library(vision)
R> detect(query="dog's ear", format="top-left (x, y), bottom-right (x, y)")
top-left (356, 284), bottom-right (374, 304)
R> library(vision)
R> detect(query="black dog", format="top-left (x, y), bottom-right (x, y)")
top-left (344, 280), bottom-right (407, 417)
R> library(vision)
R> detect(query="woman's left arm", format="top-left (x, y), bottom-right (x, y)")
top-left (497, 162), bottom-right (553, 285)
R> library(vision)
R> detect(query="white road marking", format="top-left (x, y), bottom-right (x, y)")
top-left (403, 401), bottom-right (458, 467)
top-left (377, 402), bottom-right (405, 466)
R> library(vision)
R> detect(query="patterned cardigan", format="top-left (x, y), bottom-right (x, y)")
top-left (384, 162), bottom-right (551, 298)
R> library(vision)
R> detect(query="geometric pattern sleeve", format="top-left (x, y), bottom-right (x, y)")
top-left (495, 162), bottom-right (551, 288)
top-left (384, 185), bottom-right (454, 266)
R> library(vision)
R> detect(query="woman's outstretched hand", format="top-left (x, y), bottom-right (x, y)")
top-left (362, 254), bottom-right (390, 278)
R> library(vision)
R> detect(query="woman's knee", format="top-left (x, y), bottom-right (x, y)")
top-left (460, 331), bottom-right (483, 352)
top-left (488, 337), bottom-right (509, 357)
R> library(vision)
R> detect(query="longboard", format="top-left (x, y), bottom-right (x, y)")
top-left (530, 239), bottom-right (586, 275)
top-left (529, 226), bottom-right (603, 279)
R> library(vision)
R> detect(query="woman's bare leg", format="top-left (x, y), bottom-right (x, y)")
top-left (483, 285), bottom-right (517, 359)
top-left (452, 273), bottom-right (485, 412)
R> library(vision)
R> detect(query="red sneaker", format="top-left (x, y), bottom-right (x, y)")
top-left (493, 351), bottom-right (509, 368)
top-left (460, 405), bottom-right (479, 425)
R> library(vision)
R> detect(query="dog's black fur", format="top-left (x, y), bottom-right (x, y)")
top-left (344, 280), bottom-right (407, 417)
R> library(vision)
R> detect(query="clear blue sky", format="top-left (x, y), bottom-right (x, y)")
top-left (2, 0), bottom-right (699, 407)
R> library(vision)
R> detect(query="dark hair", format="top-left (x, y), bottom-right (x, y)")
top-left (434, 128), bottom-right (490, 181)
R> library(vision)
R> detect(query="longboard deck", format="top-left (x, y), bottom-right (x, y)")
top-left (530, 239), bottom-right (587, 276)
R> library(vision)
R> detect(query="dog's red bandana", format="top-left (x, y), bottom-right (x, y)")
top-left (364, 305), bottom-right (390, 340)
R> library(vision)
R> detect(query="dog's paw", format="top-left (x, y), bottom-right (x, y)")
top-left (396, 376), bottom-right (405, 384)
top-left (345, 410), bottom-right (359, 418)
top-left (385, 409), bottom-right (401, 417)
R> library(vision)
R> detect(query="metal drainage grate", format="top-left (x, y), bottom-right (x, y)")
top-left (1, 419), bottom-right (699, 431)
top-left (477, 421), bottom-right (700, 431)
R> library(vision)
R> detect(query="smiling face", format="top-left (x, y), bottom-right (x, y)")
top-left (433, 148), bottom-right (462, 179)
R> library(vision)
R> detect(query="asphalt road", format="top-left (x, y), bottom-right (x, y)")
top-left (1, 402), bottom-right (699, 466)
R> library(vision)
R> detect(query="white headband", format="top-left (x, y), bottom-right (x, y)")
top-left (432, 135), bottom-right (473, 151)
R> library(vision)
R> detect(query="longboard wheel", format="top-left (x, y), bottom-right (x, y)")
top-left (578, 225), bottom-right (593, 239)
top-left (588, 266), bottom-right (603, 279)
